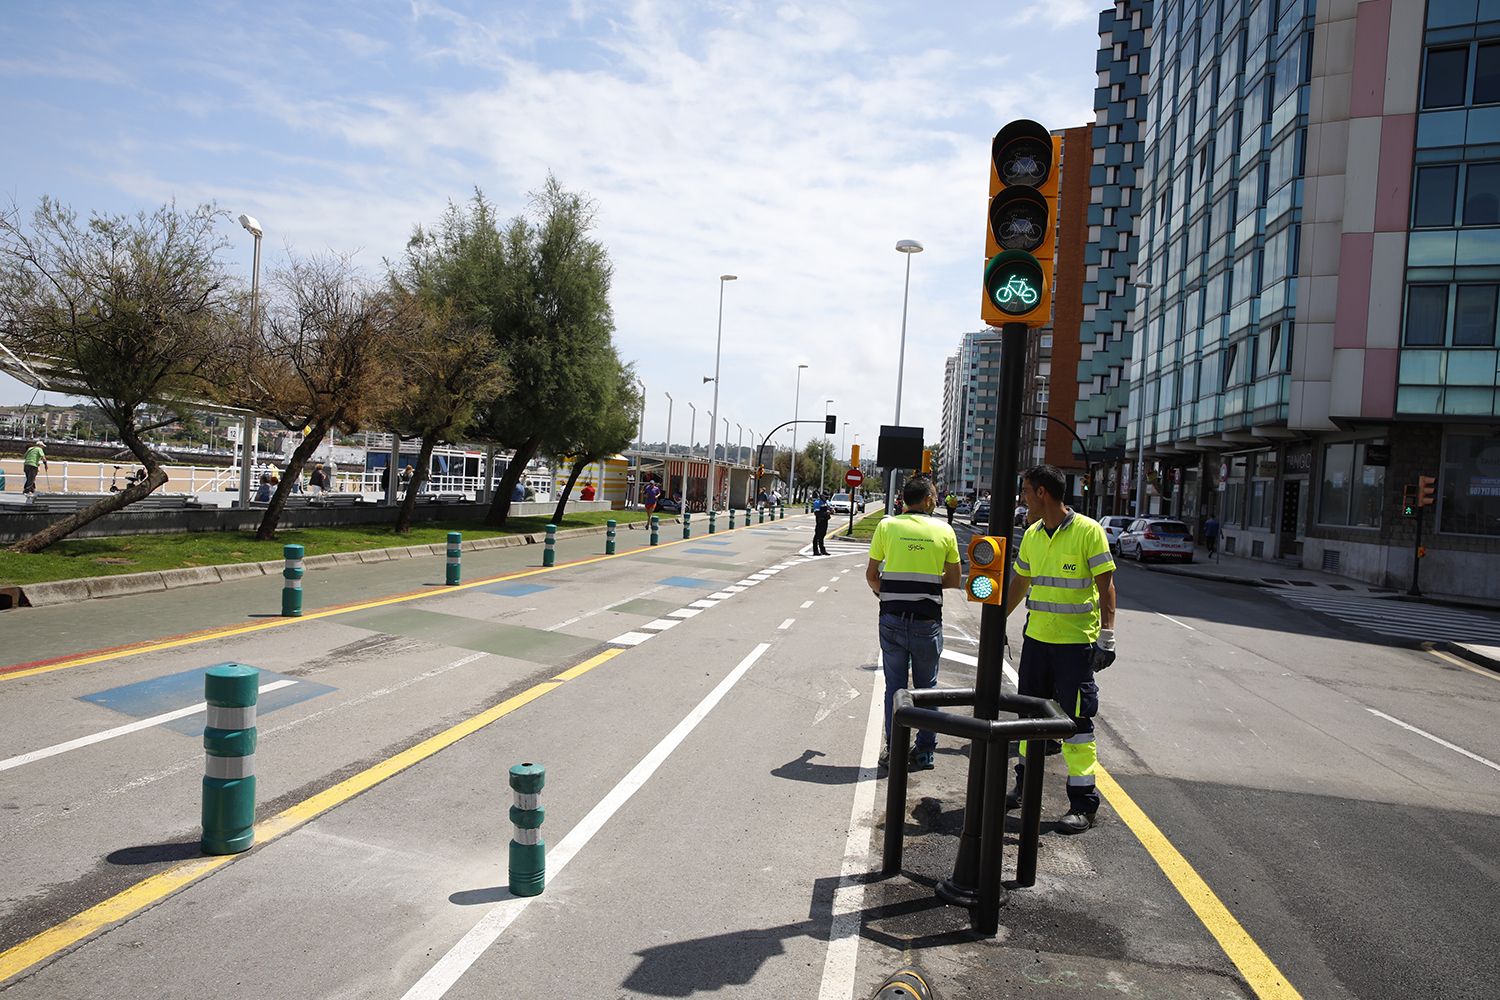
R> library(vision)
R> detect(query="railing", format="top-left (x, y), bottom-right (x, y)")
top-left (882, 687), bottom-right (1075, 936)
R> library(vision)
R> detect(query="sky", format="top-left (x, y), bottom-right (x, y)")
top-left (1, 0), bottom-right (1102, 461)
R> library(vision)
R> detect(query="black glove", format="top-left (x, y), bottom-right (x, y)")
top-left (1092, 628), bottom-right (1117, 672)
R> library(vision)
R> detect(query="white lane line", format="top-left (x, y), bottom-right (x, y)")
top-left (749, 574), bottom-right (771, 581)
top-left (1367, 708), bottom-right (1500, 774)
top-left (829, 576), bottom-right (840, 582)
top-left (725, 586), bottom-right (747, 593)
top-left (545, 587), bottom-right (665, 631)
top-left (404, 643), bottom-right (775, 1000)
top-left (815, 656), bottom-right (885, 1000)
top-left (667, 608), bottom-right (703, 619)
top-left (640, 619), bottom-right (681, 631)
top-left (740, 580), bottom-right (761, 587)
top-left (609, 631), bottom-right (654, 646)
top-left (1157, 613), bottom-right (1197, 631)
top-left (840, 570), bottom-right (850, 575)
top-left (940, 649), bottom-right (1019, 686)
top-left (818, 586), bottom-right (829, 593)
top-left (708, 592), bottom-right (735, 600)
top-left (801, 600), bottom-right (815, 609)
top-left (688, 599), bottom-right (718, 609)
top-left (779, 618), bottom-right (795, 630)
top-left (0, 679), bottom-right (298, 773)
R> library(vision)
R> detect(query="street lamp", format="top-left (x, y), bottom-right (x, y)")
top-left (706, 274), bottom-right (736, 512)
top-left (789, 364), bottom-right (808, 502)
top-left (1131, 281), bottom-right (1153, 517)
top-left (840, 420), bottom-right (849, 468)
top-left (236, 213), bottom-right (263, 511)
top-left (736, 423), bottom-right (744, 467)
top-left (664, 391), bottom-right (674, 501)
top-left (820, 398), bottom-right (834, 493)
top-left (889, 238), bottom-right (923, 511)
top-left (688, 401), bottom-right (697, 508)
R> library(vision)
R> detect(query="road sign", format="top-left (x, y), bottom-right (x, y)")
top-left (845, 468), bottom-right (864, 487)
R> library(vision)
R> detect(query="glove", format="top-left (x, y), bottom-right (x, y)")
top-left (1092, 628), bottom-right (1117, 672)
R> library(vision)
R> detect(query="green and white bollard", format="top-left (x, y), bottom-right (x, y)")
top-left (281, 544), bottom-right (304, 617)
top-left (446, 531), bottom-right (462, 586)
top-left (605, 519), bottom-right (617, 555)
top-left (650, 515), bottom-right (660, 546)
top-left (202, 664), bottom-right (259, 855)
top-left (543, 524), bottom-right (557, 567)
top-left (683, 510), bottom-right (692, 539)
top-left (758, 506), bottom-right (765, 524)
top-left (508, 762), bottom-right (546, 897)
top-left (729, 509), bottom-right (736, 529)
top-left (708, 510), bottom-right (717, 534)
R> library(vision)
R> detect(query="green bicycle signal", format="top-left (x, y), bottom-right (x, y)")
top-left (984, 250), bottom-right (1046, 318)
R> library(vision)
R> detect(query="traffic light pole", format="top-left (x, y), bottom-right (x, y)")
top-left (937, 320), bottom-right (1028, 911)
top-left (1409, 507), bottom-right (1424, 597)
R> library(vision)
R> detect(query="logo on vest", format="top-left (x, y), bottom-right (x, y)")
top-left (1063, 563), bottom-right (1077, 571)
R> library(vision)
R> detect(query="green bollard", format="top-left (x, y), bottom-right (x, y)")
top-left (543, 524), bottom-right (557, 567)
top-left (202, 664), bottom-right (259, 855)
top-left (650, 515), bottom-right (660, 545)
top-left (446, 531), bottom-right (462, 586)
top-left (508, 762), bottom-right (546, 897)
top-left (606, 519), bottom-right (617, 555)
top-left (708, 510), bottom-right (717, 534)
top-left (683, 510), bottom-right (692, 539)
top-left (729, 508), bottom-right (736, 529)
top-left (758, 506), bottom-right (765, 524)
top-left (281, 544), bottom-right (304, 617)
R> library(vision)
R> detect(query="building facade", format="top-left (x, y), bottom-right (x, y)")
top-left (940, 328), bottom-right (1003, 497)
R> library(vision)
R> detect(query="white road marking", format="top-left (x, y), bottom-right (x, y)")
top-left (403, 643), bottom-right (775, 1000)
top-left (688, 599), bottom-right (718, 609)
top-left (1157, 613), bottom-right (1197, 631)
top-left (830, 576), bottom-right (840, 582)
top-left (707, 592), bottom-right (735, 600)
top-left (609, 631), bottom-right (654, 646)
top-left (1367, 708), bottom-right (1500, 774)
top-left (725, 586), bottom-right (747, 593)
top-left (818, 586), bottom-right (829, 593)
top-left (815, 657), bottom-right (885, 1000)
top-left (779, 618), bottom-right (795, 630)
top-left (544, 587), bottom-right (666, 631)
top-left (0, 679), bottom-right (298, 773)
top-left (801, 600), bottom-right (815, 609)
top-left (640, 619), bottom-right (680, 631)
top-left (749, 574), bottom-right (771, 580)
top-left (667, 608), bottom-right (703, 619)
top-left (940, 648), bottom-right (1019, 686)
top-left (840, 570), bottom-right (850, 575)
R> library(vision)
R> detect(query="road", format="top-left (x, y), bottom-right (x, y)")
top-left (0, 511), bottom-right (1495, 997)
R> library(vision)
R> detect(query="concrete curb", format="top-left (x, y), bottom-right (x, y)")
top-left (11, 520), bottom-right (641, 610)
top-left (1438, 641), bottom-right (1500, 673)
top-left (1140, 562), bottom-right (1266, 589)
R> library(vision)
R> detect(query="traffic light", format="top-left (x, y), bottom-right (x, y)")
top-left (825, 414), bottom-right (837, 434)
top-left (1418, 474), bottom-right (1437, 507)
top-left (981, 119), bottom-right (1058, 328)
top-left (1402, 486), bottom-right (1418, 518)
top-left (850, 444), bottom-right (861, 467)
top-left (921, 449), bottom-right (932, 473)
top-left (965, 534), bottom-right (1007, 605)
top-left (756, 464), bottom-right (764, 478)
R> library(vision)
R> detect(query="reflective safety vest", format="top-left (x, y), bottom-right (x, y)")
top-left (1013, 510), bottom-right (1115, 645)
top-left (870, 513), bottom-right (960, 620)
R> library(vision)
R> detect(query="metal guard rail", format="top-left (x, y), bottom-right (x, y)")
top-left (882, 687), bottom-right (1076, 935)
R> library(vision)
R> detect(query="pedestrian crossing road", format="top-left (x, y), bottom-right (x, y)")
top-left (1270, 588), bottom-right (1500, 645)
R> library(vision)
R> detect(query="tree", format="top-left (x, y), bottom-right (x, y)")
top-left (380, 296), bottom-right (508, 533)
top-left (245, 252), bottom-right (403, 541)
top-left (545, 352), bottom-right (640, 525)
top-left (0, 199), bottom-right (239, 553)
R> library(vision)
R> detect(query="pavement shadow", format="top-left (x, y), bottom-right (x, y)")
top-left (770, 749), bottom-right (863, 785)
top-left (105, 841), bottom-right (202, 866)
top-left (449, 886), bottom-right (514, 906)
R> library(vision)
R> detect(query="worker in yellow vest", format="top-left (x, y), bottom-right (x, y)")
top-left (1002, 464), bottom-right (1117, 833)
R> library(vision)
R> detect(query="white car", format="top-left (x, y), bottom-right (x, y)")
top-left (1100, 515), bottom-right (1134, 553)
top-left (828, 492), bottom-right (854, 514)
top-left (1117, 518), bottom-right (1196, 563)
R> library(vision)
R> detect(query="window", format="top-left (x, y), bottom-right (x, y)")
top-left (1318, 440), bottom-right (1385, 528)
top-left (1455, 285), bottom-right (1499, 346)
top-left (1440, 431), bottom-right (1500, 536)
top-left (1405, 286), bottom-right (1449, 346)
top-left (1464, 163), bottom-right (1500, 225)
top-left (1477, 42), bottom-right (1500, 104)
top-left (1223, 456), bottom-right (1249, 528)
top-left (1249, 480), bottom-right (1273, 530)
top-left (1424, 47), bottom-right (1469, 109)
top-left (1414, 165), bottom-right (1459, 228)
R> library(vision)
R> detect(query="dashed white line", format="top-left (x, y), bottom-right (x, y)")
top-left (778, 618), bottom-right (795, 630)
top-left (818, 586), bottom-right (829, 593)
top-left (801, 600), bottom-right (815, 609)
top-left (688, 599), bottom-right (718, 609)
top-left (1156, 613), bottom-right (1197, 631)
top-left (1367, 708), bottom-right (1500, 774)
top-left (609, 631), bottom-right (654, 646)
top-left (829, 576), bottom-right (840, 582)
top-left (667, 608), bottom-right (703, 619)
top-left (640, 619), bottom-right (681, 631)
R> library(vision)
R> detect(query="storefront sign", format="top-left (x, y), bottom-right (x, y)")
top-left (1284, 442), bottom-right (1313, 475)
top-left (1364, 443), bottom-right (1390, 467)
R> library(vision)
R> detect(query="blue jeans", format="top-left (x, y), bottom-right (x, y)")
top-left (879, 614), bottom-right (943, 752)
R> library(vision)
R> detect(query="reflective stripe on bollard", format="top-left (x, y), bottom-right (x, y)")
top-left (446, 531), bottom-right (462, 586)
top-left (650, 515), bottom-right (660, 546)
top-left (509, 762), bottom-right (546, 897)
top-left (682, 511), bottom-right (692, 539)
top-left (729, 509), bottom-right (736, 529)
top-left (543, 524), bottom-right (557, 567)
top-left (606, 519), bottom-right (617, 555)
top-left (708, 510), bottom-right (716, 534)
top-left (281, 544), bottom-right (304, 617)
top-left (202, 664), bottom-right (258, 855)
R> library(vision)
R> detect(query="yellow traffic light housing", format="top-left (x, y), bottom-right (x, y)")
top-left (981, 120), bottom-right (1058, 329)
top-left (965, 534), bottom-right (1007, 605)
top-left (850, 444), bottom-right (861, 467)
top-left (1418, 474), bottom-right (1437, 507)
top-left (921, 448), bottom-right (932, 473)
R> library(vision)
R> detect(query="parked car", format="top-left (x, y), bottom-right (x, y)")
top-left (828, 492), bottom-right (854, 515)
top-left (1117, 518), bottom-right (1195, 562)
top-left (955, 500), bottom-right (972, 515)
top-left (969, 500), bottom-right (991, 527)
top-left (1100, 515), bottom-right (1134, 553)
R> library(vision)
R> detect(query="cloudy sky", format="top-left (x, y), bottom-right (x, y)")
top-left (3, 0), bottom-right (1101, 462)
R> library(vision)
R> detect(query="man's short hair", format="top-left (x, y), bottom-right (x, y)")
top-left (902, 475), bottom-right (935, 507)
top-left (1022, 464), bottom-right (1067, 503)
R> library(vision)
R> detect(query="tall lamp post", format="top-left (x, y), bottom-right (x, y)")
top-left (705, 274), bottom-right (737, 511)
top-left (840, 420), bottom-right (850, 467)
top-left (1131, 281), bottom-right (1153, 517)
top-left (663, 391), bottom-right (674, 502)
top-left (236, 213), bottom-right (263, 511)
top-left (687, 401), bottom-right (697, 506)
top-left (789, 364), bottom-right (808, 502)
top-left (736, 423), bottom-right (744, 466)
top-left (820, 399), bottom-right (834, 493)
top-left (888, 238), bottom-right (924, 511)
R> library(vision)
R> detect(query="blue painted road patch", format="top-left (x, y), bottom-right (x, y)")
top-left (81, 664), bottom-right (334, 737)
top-left (658, 576), bottom-right (717, 588)
top-left (483, 582), bottom-right (554, 597)
top-left (683, 548), bottom-right (725, 555)
top-left (694, 540), bottom-right (733, 546)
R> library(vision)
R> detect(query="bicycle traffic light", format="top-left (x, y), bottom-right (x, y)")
top-left (1418, 474), bottom-right (1437, 507)
top-left (965, 534), bottom-right (1008, 606)
top-left (981, 119), bottom-right (1058, 328)
top-left (825, 414), bottom-right (837, 434)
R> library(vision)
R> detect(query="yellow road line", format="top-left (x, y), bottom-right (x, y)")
top-left (1424, 645), bottom-right (1500, 682)
top-left (0, 657), bottom-right (615, 984)
top-left (1096, 765), bottom-right (1303, 1000)
top-left (1, 525), bottom-right (726, 683)
top-left (552, 647), bottom-right (624, 682)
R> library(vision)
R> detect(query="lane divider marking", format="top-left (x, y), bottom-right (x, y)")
top-left (778, 619), bottom-right (795, 630)
top-left (1366, 707), bottom-right (1500, 773)
top-left (801, 600), bottom-right (815, 609)
top-left (1156, 613), bottom-right (1197, 631)
top-left (1424, 645), bottom-right (1500, 683)
top-left (1095, 765), bottom-right (1304, 1000)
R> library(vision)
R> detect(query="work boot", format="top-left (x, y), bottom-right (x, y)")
top-left (1004, 789), bottom-right (1020, 812)
top-left (878, 745), bottom-right (890, 770)
top-left (1057, 810), bottom-right (1095, 835)
top-left (907, 749), bottom-right (935, 772)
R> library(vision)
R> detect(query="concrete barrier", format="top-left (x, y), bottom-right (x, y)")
top-left (215, 563), bottom-right (267, 582)
top-left (19, 578), bottom-right (94, 607)
top-left (87, 572), bottom-right (167, 599)
top-left (162, 567), bottom-right (223, 589)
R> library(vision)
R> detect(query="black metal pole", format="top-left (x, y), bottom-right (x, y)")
top-left (1409, 506), bottom-right (1424, 597)
top-left (1015, 737), bottom-right (1047, 887)
top-left (974, 736), bottom-right (1010, 934)
top-left (881, 717), bottom-right (912, 876)
top-left (937, 321), bottom-right (1028, 909)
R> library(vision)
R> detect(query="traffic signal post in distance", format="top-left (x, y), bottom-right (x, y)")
top-left (1418, 475), bottom-right (1437, 507)
top-left (965, 534), bottom-right (1008, 605)
top-left (982, 119), bottom-right (1058, 328)
top-left (850, 444), bottom-right (861, 467)
top-left (825, 414), bottom-right (838, 434)
top-left (1402, 486), bottom-right (1418, 519)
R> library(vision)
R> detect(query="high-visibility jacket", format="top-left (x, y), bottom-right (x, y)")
top-left (1013, 511), bottom-right (1115, 645)
top-left (870, 513), bottom-right (960, 620)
